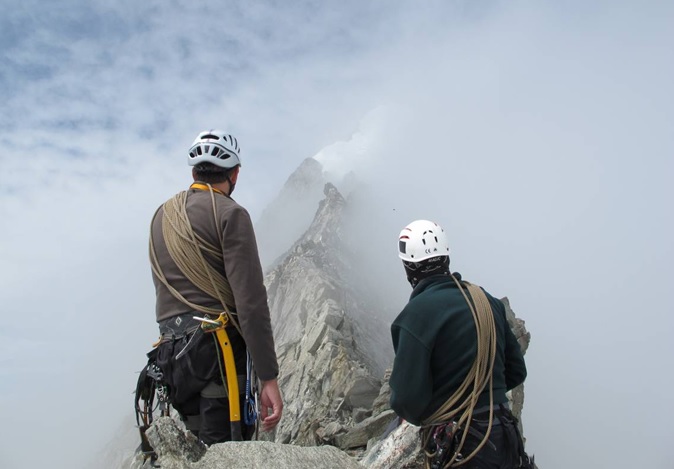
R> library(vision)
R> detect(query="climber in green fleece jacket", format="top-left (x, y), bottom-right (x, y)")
top-left (389, 219), bottom-right (530, 469)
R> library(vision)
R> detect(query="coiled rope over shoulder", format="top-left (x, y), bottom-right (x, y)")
top-left (149, 184), bottom-right (241, 335)
top-left (421, 275), bottom-right (497, 468)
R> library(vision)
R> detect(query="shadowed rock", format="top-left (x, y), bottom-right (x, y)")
top-left (502, 296), bottom-right (531, 427)
top-left (144, 417), bottom-right (364, 469)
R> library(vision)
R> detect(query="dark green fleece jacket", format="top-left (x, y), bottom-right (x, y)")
top-left (389, 273), bottom-right (527, 425)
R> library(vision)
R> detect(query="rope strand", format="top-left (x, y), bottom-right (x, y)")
top-left (421, 275), bottom-right (497, 468)
top-left (149, 185), bottom-right (241, 335)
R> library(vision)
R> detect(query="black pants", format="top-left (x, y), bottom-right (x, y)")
top-left (459, 423), bottom-right (518, 468)
top-left (427, 408), bottom-right (531, 469)
top-left (187, 393), bottom-right (255, 444)
top-left (156, 328), bottom-right (253, 445)
top-left (459, 409), bottom-right (531, 469)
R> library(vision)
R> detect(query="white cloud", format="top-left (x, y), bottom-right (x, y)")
top-left (314, 107), bottom-right (388, 181)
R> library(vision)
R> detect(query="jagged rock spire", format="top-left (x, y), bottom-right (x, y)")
top-left (255, 157), bottom-right (326, 268)
top-left (263, 181), bottom-right (391, 447)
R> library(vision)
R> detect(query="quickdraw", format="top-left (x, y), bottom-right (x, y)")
top-left (427, 421), bottom-right (461, 469)
top-left (244, 352), bottom-right (260, 436)
top-left (134, 348), bottom-right (170, 467)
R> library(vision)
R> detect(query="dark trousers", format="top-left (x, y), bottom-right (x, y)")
top-left (156, 326), bottom-right (252, 445)
top-left (459, 409), bottom-right (531, 469)
top-left (427, 408), bottom-right (532, 469)
top-left (184, 393), bottom-right (254, 444)
top-left (459, 424), bottom-right (517, 468)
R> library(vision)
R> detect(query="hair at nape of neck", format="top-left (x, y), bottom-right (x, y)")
top-left (192, 163), bottom-right (237, 184)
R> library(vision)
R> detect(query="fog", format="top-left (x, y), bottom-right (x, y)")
top-left (1, 1), bottom-right (672, 468)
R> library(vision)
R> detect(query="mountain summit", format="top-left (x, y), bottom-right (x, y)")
top-left (255, 157), bottom-right (327, 268)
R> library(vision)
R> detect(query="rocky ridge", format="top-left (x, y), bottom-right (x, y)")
top-left (263, 181), bottom-right (391, 447)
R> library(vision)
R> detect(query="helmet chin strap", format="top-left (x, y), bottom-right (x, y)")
top-left (226, 174), bottom-right (236, 196)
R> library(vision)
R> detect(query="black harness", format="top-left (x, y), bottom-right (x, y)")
top-left (426, 405), bottom-right (535, 469)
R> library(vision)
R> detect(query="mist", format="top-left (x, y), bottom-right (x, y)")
top-left (1, 1), bottom-right (672, 468)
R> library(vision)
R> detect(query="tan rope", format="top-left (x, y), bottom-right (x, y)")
top-left (149, 184), bottom-right (241, 334)
top-left (421, 275), bottom-right (497, 468)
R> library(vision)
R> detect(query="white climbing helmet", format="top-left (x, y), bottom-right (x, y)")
top-left (188, 129), bottom-right (241, 168)
top-left (398, 220), bottom-right (450, 262)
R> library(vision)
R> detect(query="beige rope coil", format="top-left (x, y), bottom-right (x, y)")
top-left (421, 275), bottom-right (497, 468)
top-left (149, 184), bottom-right (241, 335)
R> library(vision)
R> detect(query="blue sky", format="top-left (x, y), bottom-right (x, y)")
top-left (1, 1), bottom-right (673, 468)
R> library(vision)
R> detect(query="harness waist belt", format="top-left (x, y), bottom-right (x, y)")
top-left (158, 313), bottom-right (203, 339)
top-left (158, 312), bottom-right (238, 340)
top-left (472, 405), bottom-right (513, 426)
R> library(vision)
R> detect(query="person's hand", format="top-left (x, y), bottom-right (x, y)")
top-left (259, 378), bottom-right (283, 432)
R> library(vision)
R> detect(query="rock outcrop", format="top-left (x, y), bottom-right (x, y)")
top-left (503, 297), bottom-right (531, 426)
top-left (133, 417), bottom-right (364, 469)
top-left (360, 421), bottom-right (424, 469)
top-left (263, 182), bottom-right (392, 447)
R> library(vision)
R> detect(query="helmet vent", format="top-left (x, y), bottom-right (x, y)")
top-left (196, 146), bottom-right (203, 155)
top-left (202, 134), bottom-right (220, 140)
top-left (211, 147), bottom-right (220, 156)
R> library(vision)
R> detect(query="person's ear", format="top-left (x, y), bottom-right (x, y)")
top-left (230, 166), bottom-right (240, 184)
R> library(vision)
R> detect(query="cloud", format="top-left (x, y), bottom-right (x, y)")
top-left (0, 0), bottom-right (672, 468)
top-left (313, 107), bottom-right (389, 181)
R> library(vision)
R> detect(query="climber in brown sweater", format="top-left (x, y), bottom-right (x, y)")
top-left (150, 130), bottom-right (282, 444)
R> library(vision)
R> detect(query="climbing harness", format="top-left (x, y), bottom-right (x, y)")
top-left (427, 421), bottom-right (461, 469)
top-left (501, 409), bottom-right (536, 469)
top-left (134, 348), bottom-right (170, 467)
top-left (421, 276), bottom-right (498, 468)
